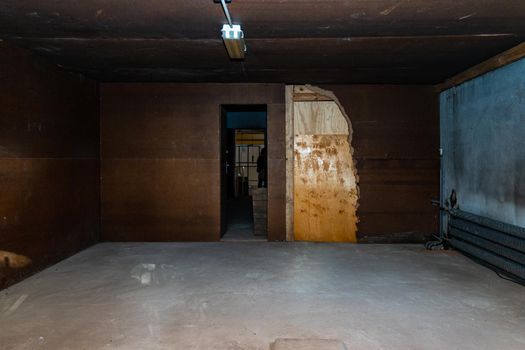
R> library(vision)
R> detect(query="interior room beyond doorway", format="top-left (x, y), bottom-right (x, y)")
top-left (221, 105), bottom-right (268, 241)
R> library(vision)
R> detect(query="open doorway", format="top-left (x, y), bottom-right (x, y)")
top-left (221, 105), bottom-right (268, 241)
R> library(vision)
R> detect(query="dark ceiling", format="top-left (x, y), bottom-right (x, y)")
top-left (1, 1), bottom-right (524, 84)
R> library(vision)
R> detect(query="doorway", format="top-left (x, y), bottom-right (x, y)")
top-left (220, 105), bottom-right (268, 241)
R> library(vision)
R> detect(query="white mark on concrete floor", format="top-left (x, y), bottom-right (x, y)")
top-left (131, 263), bottom-right (156, 285)
top-left (199, 301), bottom-right (209, 322)
top-left (148, 324), bottom-right (154, 336)
top-left (131, 263), bottom-right (180, 286)
top-left (244, 326), bottom-right (257, 335)
top-left (353, 330), bottom-right (387, 350)
top-left (153, 308), bottom-right (160, 322)
top-left (225, 340), bottom-right (250, 350)
top-left (4, 294), bottom-right (28, 316)
top-left (513, 335), bottom-right (525, 344)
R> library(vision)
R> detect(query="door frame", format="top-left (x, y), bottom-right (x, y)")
top-left (219, 104), bottom-right (268, 239)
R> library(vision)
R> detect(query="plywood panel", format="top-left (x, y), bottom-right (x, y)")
top-left (293, 85), bottom-right (333, 102)
top-left (293, 86), bottom-right (358, 242)
top-left (294, 135), bottom-right (358, 242)
top-left (294, 101), bottom-right (349, 135)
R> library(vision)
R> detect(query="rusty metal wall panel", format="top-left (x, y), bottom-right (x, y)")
top-left (323, 85), bottom-right (439, 243)
top-left (100, 83), bottom-right (285, 242)
top-left (0, 43), bottom-right (99, 289)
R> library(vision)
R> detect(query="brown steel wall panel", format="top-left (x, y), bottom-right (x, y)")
top-left (0, 158), bottom-right (99, 254)
top-left (323, 85), bottom-right (439, 242)
top-left (100, 83), bottom-right (286, 241)
top-left (100, 83), bottom-right (437, 243)
top-left (0, 42), bottom-right (99, 289)
top-left (101, 159), bottom-right (220, 241)
top-left (0, 44), bottom-right (99, 159)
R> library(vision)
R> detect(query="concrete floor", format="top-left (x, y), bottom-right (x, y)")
top-left (222, 197), bottom-right (266, 241)
top-left (1, 243), bottom-right (525, 350)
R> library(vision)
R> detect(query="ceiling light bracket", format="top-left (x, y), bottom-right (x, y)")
top-left (215, 0), bottom-right (245, 59)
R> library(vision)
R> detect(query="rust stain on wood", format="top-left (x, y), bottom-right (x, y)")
top-left (294, 135), bottom-right (358, 242)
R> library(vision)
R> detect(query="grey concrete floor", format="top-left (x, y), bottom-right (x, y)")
top-left (1, 243), bottom-right (524, 350)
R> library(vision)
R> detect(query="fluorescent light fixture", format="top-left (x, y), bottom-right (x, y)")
top-left (221, 24), bottom-right (246, 59)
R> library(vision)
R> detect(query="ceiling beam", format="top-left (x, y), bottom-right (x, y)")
top-left (437, 42), bottom-right (525, 91)
top-left (4, 33), bottom-right (518, 42)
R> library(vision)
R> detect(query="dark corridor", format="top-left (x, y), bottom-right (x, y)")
top-left (220, 105), bottom-right (268, 241)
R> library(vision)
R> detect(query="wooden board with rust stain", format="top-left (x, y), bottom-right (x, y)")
top-left (294, 134), bottom-right (358, 242)
top-left (292, 87), bottom-right (359, 242)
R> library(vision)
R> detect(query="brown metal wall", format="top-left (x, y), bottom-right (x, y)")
top-left (100, 83), bottom-right (437, 243)
top-left (323, 85), bottom-right (440, 243)
top-left (100, 83), bottom-right (286, 241)
top-left (0, 42), bottom-right (100, 289)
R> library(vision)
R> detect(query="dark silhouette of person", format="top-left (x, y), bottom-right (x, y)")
top-left (257, 147), bottom-right (267, 188)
